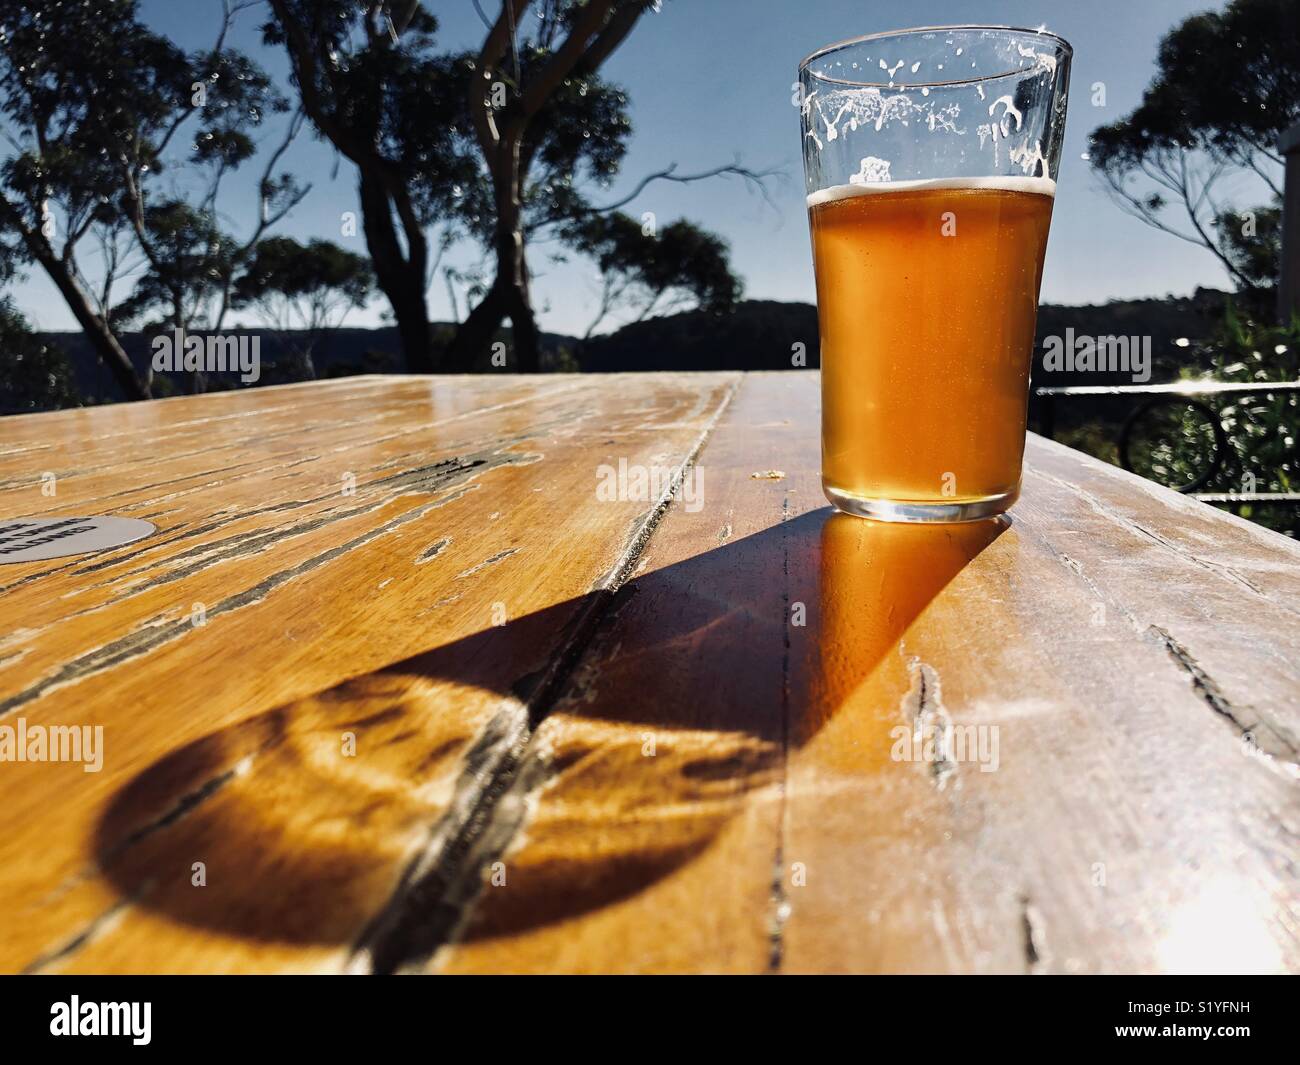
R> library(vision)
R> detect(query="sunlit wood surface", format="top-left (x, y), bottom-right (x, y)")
top-left (0, 372), bottom-right (1296, 974)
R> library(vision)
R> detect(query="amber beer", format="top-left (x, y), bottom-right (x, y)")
top-left (810, 177), bottom-right (1055, 515)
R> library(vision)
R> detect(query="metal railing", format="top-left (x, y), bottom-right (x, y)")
top-left (1034, 379), bottom-right (1300, 500)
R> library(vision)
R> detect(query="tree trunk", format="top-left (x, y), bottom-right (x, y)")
top-left (443, 264), bottom-right (540, 373)
top-left (358, 171), bottom-right (433, 372)
top-left (446, 150), bottom-right (540, 373)
top-left (506, 283), bottom-right (540, 373)
top-left (170, 292), bottom-right (207, 395)
top-left (32, 237), bottom-right (151, 401)
top-left (444, 280), bottom-right (507, 372)
top-left (385, 272), bottom-right (433, 374)
top-left (496, 175), bottom-right (540, 372)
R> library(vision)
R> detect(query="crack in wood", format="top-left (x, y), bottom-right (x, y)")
top-left (902, 658), bottom-right (957, 790)
top-left (1020, 894), bottom-right (1047, 974)
top-left (1148, 625), bottom-right (1300, 775)
top-left (96, 762), bottom-right (248, 876)
top-left (768, 494), bottom-right (793, 973)
top-left (21, 892), bottom-right (143, 975)
top-left (348, 705), bottom-right (547, 975)
top-left (28, 758), bottom-right (251, 927)
top-left (1016, 521), bottom-right (1145, 633)
top-left (0, 556), bottom-right (85, 596)
top-left (1035, 469), bottom-right (1297, 615)
top-left (416, 538), bottom-right (451, 565)
top-left (348, 378), bottom-right (743, 974)
top-left (0, 471), bottom-right (507, 718)
top-left (1018, 515), bottom-right (1300, 776)
top-left (455, 548), bottom-right (518, 580)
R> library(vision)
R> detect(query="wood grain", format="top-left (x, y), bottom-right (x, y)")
top-left (0, 372), bottom-right (739, 972)
top-left (430, 376), bottom-right (1300, 975)
top-left (1, 372), bottom-right (1296, 974)
top-left (436, 371), bottom-right (820, 974)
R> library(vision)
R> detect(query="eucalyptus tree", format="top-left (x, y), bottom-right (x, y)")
top-left (267, 1), bottom-right (766, 372)
top-left (1088, 0), bottom-right (1299, 300)
top-left (0, 0), bottom-right (304, 398)
top-left (233, 236), bottom-right (375, 379)
top-left (569, 212), bottom-right (742, 338)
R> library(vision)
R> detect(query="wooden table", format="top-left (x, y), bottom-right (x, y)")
top-left (1, 372), bottom-right (1297, 975)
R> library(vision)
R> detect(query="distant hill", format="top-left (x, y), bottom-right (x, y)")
top-left (579, 290), bottom-right (1231, 376)
top-left (36, 323), bottom-right (576, 404)
top-left (39, 325), bottom-right (406, 405)
top-left (580, 300), bottom-right (819, 372)
top-left (31, 289), bottom-right (1232, 410)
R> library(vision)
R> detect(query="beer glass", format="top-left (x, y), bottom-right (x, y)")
top-left (799, 26), bottom-right (1072, 521)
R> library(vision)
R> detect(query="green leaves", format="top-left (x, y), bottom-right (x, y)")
top-left (234, 236), bottom-right (374, 310)
top-left (1090, 0), bottom-right (1300, 161)
top-left (1177, 310), bottom-right (1299, 534)
top-left (566, 211), bottom-right (741, 333)
top-left (111, 200), bottom-right (232, 331)
top-left (1085, 0), bottom-right (1294, 299)
top-left (0, 297), bottom-right (78, 414)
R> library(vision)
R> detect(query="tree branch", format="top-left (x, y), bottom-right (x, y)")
top-left (515, 1), bottom-right (652, 124)
top-left (576, 0), bottom-right (653, 74)
top-left (592, 160), bottom-right (783, 213)
top-left (268, 0), bottom-right (382, 169)
top-left (469, 0), bottom-right (530, 153)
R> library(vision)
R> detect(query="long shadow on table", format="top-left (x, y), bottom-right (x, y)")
top-left (92, 507), bottom-right (1005, 959)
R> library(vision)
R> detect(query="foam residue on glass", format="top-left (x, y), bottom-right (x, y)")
top-left (800, 85), bottom-right (963, 148)
top-left (801, 28), bottom-right (1064, 179)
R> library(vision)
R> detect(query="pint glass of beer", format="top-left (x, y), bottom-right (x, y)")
top-left (799, 27), bottom-right (1071, 521)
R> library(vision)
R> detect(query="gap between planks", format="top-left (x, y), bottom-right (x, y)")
top-left (347, 375), bottom-right (745, 974)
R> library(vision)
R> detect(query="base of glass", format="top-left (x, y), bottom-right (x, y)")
top-left (824, 483), bottom-right (1019, 523)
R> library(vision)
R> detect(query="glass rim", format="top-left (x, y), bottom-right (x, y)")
top-left (798, 24), bottom-right (1073, 90)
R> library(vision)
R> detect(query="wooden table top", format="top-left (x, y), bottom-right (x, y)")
top-left (1, 372), bottom-right (1297, 975)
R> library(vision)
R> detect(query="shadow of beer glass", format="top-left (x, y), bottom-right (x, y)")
top-left (92, 510), bottom-right (1006, 955)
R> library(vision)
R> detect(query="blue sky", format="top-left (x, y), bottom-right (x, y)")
top-left (9, 0), bottom-right (1277, 335)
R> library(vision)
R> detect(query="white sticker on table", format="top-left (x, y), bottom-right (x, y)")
top-left (0, 517), bottom-right (157, 563)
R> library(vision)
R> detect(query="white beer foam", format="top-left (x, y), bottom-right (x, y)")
top-left (807, 175), bottom-right (1056, 207)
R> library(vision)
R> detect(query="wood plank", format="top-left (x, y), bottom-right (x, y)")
top-left (779, 464), bottom-right (1299, 973)
top-left (429, 379), bottom-right (1300, 974)
top-left (435, 371), bottom-right (822, 974)
top-left (0, 372), bottom-right (739, 973)
top-left (1017, 436), bottom-right (1300, 761)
